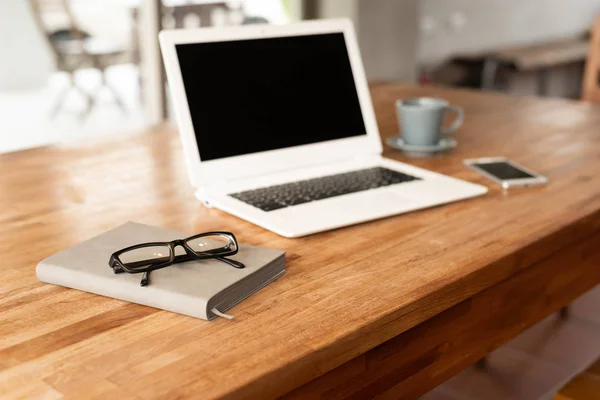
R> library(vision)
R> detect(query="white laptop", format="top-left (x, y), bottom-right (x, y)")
top-left (159, 19), bottom-right (487, 238)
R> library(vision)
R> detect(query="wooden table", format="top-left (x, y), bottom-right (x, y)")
top-left (2, 85), bottom-right (600, 399)
top-left (457, 37), bottom-right (589, 95)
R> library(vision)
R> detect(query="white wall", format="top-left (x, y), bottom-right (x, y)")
top-left (358, 0), bottom-right (419, 82)
top-left (0, 0), bottom-right (53, 91)
top-left (317, 0), bottom-right (419, 82)
top-left (318, 0), bottom-right (359, 26)
top-left (420, 0), bottom-right (600, 64)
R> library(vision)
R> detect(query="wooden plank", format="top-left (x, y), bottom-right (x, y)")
top-left (1, 85), bottom-right (600, 399)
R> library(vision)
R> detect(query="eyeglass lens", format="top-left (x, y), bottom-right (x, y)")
top-left (118, 245), bottom-right (171, 271)
top-left (186, 234), bottom-right (237, 255)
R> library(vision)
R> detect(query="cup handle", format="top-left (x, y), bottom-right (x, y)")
top-left (442, 105), bottom-right (464, 135)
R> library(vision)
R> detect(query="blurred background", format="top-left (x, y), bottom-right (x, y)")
top-left (1, 0), bottom-right (598, 153)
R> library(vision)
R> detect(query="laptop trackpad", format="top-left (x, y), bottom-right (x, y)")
top-left (332, 190), bottom-right (417, 216)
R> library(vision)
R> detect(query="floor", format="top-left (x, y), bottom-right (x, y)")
top-left (556, 358), bottom-right (600, 400)
top-left (421, 284), bottom-right (600, 400)
top-left (0, 64), bottom-right (146, 154)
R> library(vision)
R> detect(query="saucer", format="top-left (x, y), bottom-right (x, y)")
top-left (385, 136), bottom-right (457, 155)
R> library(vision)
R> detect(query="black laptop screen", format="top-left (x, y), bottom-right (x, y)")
top-left (175, 33), bottom-right (367, 161)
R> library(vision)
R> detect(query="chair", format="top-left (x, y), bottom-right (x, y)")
top-left (582, 15), bottom-right (600, 103)
top-left (30, 0), bottom-right (129, 119)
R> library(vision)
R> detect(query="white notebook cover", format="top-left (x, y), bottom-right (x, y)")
top-left (36, 222), bottom-right (286, 320)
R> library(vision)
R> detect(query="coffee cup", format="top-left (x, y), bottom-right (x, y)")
top-left (395, 97), bottom-right (464, 147)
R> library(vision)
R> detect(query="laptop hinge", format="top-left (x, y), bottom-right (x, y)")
top-left (194, 187), bottom-right (213, 206)
top-left (195, 152), bottom-right (382, 201)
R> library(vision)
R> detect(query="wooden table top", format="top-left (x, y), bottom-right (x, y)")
top-left (458, 37), bottom-right (589, 70)
top-left (2, 85), bottom-right (600, 399)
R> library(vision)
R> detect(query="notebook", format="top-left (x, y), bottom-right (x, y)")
top-left (36, 222), bottom-right (286, 320)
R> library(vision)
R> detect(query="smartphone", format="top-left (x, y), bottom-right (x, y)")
top-left (463, 157), bottom-right (548, 189)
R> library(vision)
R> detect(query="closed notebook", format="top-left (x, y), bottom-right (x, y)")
top-left (36, 222), bottom-right (286, 320)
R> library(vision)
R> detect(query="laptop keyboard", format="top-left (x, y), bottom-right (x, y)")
top-left (229, 167), bottom-right (420, 212)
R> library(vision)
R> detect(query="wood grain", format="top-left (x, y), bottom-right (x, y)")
top-left (1, 85), bottom-right (600, 399)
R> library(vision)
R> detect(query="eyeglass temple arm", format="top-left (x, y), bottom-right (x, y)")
top-left (215, 256), bottom-right (245, 269)
top-left (137, 256), bottom-right (242, 286)
top-left (137, 257), bottom-right (241, 287)
top-left (140, 271), bottom-right (150, 287)
top-left (174, 251), bottom-right (245, 269)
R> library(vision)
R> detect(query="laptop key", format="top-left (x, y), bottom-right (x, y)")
top-left (258, 202), bottom-right (288, 212)
top-left (229, 167), bottom-right (420, 212)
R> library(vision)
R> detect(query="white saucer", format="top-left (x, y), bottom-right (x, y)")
top-left (385, 136), bottom-right (457, 155)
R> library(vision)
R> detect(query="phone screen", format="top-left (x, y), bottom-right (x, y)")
top-left (472, 161), bottom-right (535, 180)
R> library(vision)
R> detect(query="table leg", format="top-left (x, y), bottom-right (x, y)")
top-left (481, 57), bottom-right (499, 90)
top-left (537, 68), bottom-right (550, 96)
top-left (475, 356), bottom-right (488, 370)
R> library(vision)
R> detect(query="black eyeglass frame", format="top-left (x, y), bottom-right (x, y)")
top-left (108, 232), bottom-right (244, 286)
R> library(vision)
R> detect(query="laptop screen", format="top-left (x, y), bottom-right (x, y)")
top-left (175, 33), bottom-right (367, 162)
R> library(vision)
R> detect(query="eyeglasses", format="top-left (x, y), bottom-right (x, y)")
top-left (108, 232), bottom-right (245, 287)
